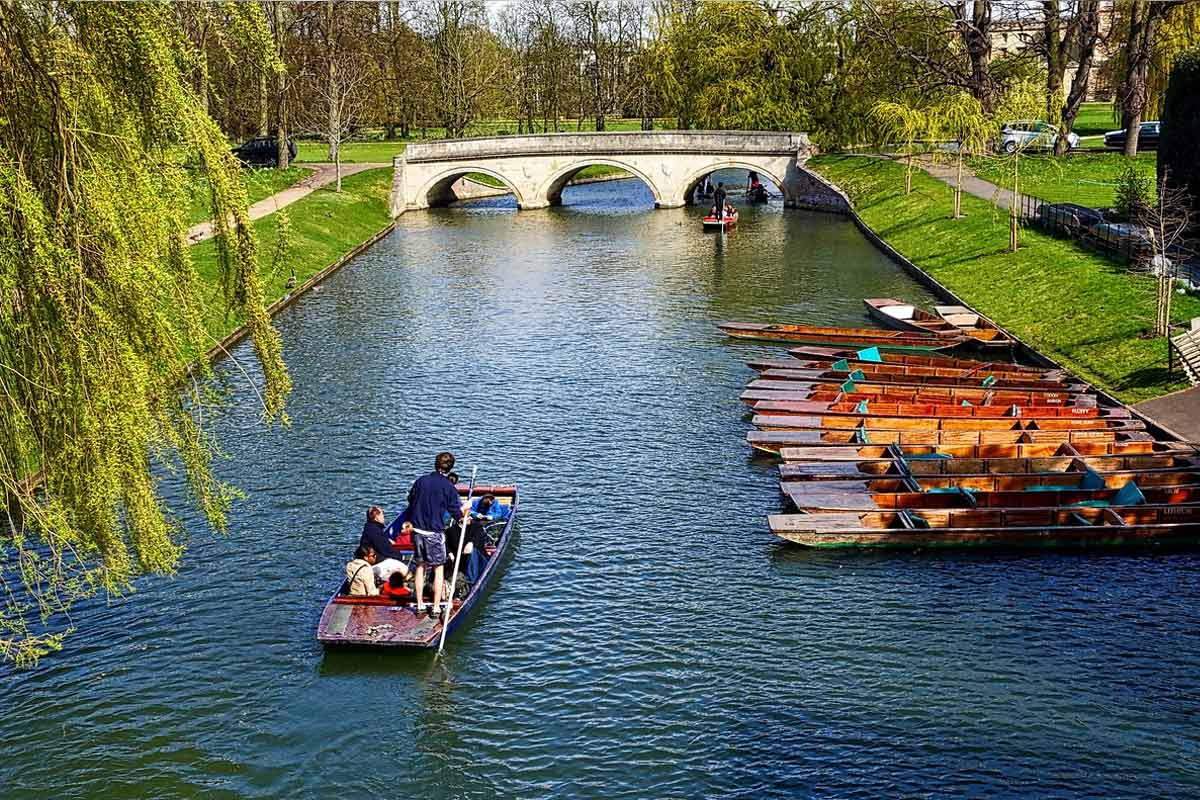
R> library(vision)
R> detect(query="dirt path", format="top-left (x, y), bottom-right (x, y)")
top-left (187, 162), bottom-right (389, 244)
top-left (912, 155), bottom-right (1017, 209)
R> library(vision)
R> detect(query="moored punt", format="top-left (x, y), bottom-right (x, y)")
top-left (742, 381), bottom-right (1095, 407)
top-left (768, 504), bottom-right (1200, 549)
top-left (717, 322), bottom-right (968, 351)
top-left (746, 426), bottom-right (1151, 454)
top-left (749, 364), bottom-right (1089, 394)
top-left (780, 453), bottom-right (1200, 480)
top-left (786, 345), bottom-right (1057, 376)
top-left (934, 305), bottom-right (1012, 343)
top-left (782, 470), bottom-right (1200, 512)
top-left (778, 440), bottom-right (1200, 463)
top-left (316, 484), bottom-right (518, 649)
top-left (750, 397), bottom-right (1126, 421)
top-left (863, 297), bottom-right (1014, 348)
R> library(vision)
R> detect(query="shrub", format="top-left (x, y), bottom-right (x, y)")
top-left (1114, 159), bottom-right (1154, 221)
top-left (1159, 47), bottom-right (1200, 227)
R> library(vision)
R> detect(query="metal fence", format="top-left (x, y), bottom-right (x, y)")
top-left (1016, 192), bottom-right (1200, 288)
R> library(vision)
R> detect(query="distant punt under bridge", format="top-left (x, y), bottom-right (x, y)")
top-left (388, 130), bottom-right (845, 215)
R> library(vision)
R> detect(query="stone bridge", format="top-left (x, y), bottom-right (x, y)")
top-left (389, 131), bottom-right (835, 215)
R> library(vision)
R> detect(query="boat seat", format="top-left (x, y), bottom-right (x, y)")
top-left (1113, 480), bottom-right (1146, 506)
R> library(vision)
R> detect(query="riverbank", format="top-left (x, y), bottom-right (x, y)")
top-left (808, 154), bottom-right (1200, 404)
top-left (190, 167), bottom-right (394, 345)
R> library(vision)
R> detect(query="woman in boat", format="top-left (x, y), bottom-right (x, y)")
top-left (345, 544), bottom-right (379, 596)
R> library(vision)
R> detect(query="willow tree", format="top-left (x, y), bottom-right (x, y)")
top-left (0, 2), bottom-right (291, 665)
top-left (870, 101), bottom-right (930, 195)
top-left (930, 92), bottom-right (991, 220)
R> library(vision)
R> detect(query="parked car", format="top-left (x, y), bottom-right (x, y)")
top-left (997, 120), bottom-right (1080, 154)
top-left (1087, 220), bottom-right (1151, 259)
top-left (1103, 121), bottom-right (1160, 150)
top-left (1034, 202), bottom-right (1104, 233)
top-left (231, 137), bottom-right (297, 167)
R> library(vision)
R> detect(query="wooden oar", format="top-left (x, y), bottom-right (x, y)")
top-left (438, 465), bottom-right (478, 655)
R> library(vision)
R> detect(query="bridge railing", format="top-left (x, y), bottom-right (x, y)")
top-left (404, 131), bottom-right (812, 162)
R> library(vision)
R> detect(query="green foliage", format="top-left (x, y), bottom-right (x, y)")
top-left (1158, 47), bottom-right (1200, 224)
top-left (968, 153), bottom-right (1159, 208)
top-left (990, 53), bottom-right (1047, 94)
top-left (809, 155), bottom-right (1200, 402)
top-left (0, 1), bottom-right (290, 665)
top-left (1115, 158), bottom-right (1155, 221)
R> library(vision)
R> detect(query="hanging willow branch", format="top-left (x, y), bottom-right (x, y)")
top-left (0, 1), bottom-right (291, 666)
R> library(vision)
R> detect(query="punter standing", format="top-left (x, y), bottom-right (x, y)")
top-left (714, 182), bottom-right (727, 219)
top-left (400, 451), bottom-right (464, 619)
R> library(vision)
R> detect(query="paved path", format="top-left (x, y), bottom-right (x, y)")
top-left (912, 155), bottom-right (1016, 210)
top-left (1135, 386), bottom-right (1200, 441)
top-left (188, 162), bottom-right (388, 244)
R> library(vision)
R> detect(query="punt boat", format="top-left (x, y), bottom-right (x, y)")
top-left (748, 364), bottom-right (1088, 394)
top-left (782, 472), bottom-right (1200, 512)
top-left (747, 427), bottom-right (1152, 455)
top-left (742, 381), bottom-right (1094, 407)
top-left (863, 297), bottom-right (1013, 348)
top-left (316, 484), bottom-right (518, 649)
top-left (786, 346), bottom-right (1057, 376)
top-left (749, 397), bottom-right (1126, 421)
top-left (703, 210), bottom-right (738, 230)
top-left (718, 322), bottom-right (967, 351)
top-left (768, 504), bottom-right (1200, 549)
top-left (777, 440), bottom-right (1200, 464)
top-left (781, 453), bottom-right (1200, 481)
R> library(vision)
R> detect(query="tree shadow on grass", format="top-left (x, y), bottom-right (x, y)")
top-left (1112, 365), bottom-right (1186, 394)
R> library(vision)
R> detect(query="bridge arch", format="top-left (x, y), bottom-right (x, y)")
top-left (418, 165), bottom-right (526, 208)
top-left (539, 159), bottom-right (663, 207)
top-left (679, 161), bottom-right (791, 207)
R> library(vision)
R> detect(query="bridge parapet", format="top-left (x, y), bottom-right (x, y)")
top-left (391, 130), bottom-right (821, 215)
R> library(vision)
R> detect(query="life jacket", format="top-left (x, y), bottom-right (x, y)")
top-left (392, 531), bottom-right (413, 549)
top-left (380, 584), bottom-right (413, 600)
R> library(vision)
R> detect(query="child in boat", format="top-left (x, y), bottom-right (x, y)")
top-left (379, 571), bottom-right (413, 601)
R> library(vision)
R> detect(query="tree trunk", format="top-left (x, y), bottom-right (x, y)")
top-left (259, 71), bottom-right (269, 136)
top-left (956, 0), bottom-right (995, 114)
top-left (1055, 1), bottom-right (1102, 156)
top-left (1042, 0), bottom-right (1066, 126)
top-left (326, 0), bottom-right (338, 164)
top-left (954, 153), bottom-right (963, 219)
top-left (1010, 154), bottom-right (1020, 252)
top-left (1121, 0), bottom-right (1158, 158)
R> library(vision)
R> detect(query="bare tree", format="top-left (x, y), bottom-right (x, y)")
top-left (1136, 173), bottom-right (1194, 337)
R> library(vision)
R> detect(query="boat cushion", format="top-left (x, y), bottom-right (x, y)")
top-left (1113, 480), bottom-right (1146, 506)
top-left (1080, 468), bottom-right (1106, 491)
top-left (881, 305), bottom-right (916, 319)
top-left (849, 369), bottom-right (866, 381)
top-left (832, 359), bottom-right (850, 371)
top-left (855, 347), bottom-right (883, 363)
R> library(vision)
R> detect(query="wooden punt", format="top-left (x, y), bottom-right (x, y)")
top-left (747, 427), bottom-right (1152, 455)
top-left (748, 363), bottom-right (1088, 394)
top-left (781, 453), bottom-right (1200, 481)
top-left (750, 397), bottom-right (1126, 421)
top-left (864, 297), bottom-right (1013, 348)
top-left (316, 484), bottom-right (518, 649)
top-left (742, 381), bottom-right (1094, 407)
top-left (778, 440), bottom-right (1200, 464)
top-left (783, 472), bottom-right (1200, 512)
top-left (717, 322), bottom-right (968, 352)
top-left (751, 414), bottom-right (1142, 432)
top-left (786, 345), bottom-right (1056, 375)
top-left (768, 504), bottom-right (1200, 549)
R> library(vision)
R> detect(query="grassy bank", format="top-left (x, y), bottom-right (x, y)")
top-left (809, 154), bottom-right (1200, 403)
top-left (187, 166), bottom-right (312, 225)
top-left (190, 167), bottom-right (393, 341)
top-left (967, 152), bottom-right (1156, 208)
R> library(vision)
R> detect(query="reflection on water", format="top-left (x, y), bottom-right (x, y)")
top-left (2, 179), bottom-right (1198, 799)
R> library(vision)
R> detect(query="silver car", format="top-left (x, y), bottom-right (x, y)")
top-left (998, 120), bottom-right (1080, 153)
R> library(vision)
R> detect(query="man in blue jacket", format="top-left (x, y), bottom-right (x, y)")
top-left (400, 451), bottom-right (464, 618)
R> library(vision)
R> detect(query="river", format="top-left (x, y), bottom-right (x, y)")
top-left (2, 178), bottom-right (1199, 798)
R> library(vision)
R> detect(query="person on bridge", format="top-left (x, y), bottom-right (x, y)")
top-left (714, 182), bottom-right (727, 219)
top-left (399, 451), bottom-right (464, 618)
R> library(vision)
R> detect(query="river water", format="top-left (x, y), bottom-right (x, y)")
top-left (3, 178), bottom-right (1199, 799)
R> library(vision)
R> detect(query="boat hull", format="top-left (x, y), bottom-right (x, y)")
top-left (719, 322), bottom-right (965, 352)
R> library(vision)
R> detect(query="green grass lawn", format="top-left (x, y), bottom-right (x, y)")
top-left (967, 152), bottom-right (1157, 208)
top-left (1072, 101), bottom-right (1119, 138)
top-left (190, 168), bottom-right (393, 341)
top-left (187, 166), bottom-right (312, 225)
top-left (809, 154), bottom-right (1199, 403)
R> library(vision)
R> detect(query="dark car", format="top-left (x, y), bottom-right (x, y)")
top-left (231, 137), bottom-right (297, 167)
top-left (1034, 202), bottom-right (1104, 233)
top-left (1103, 121), bottom-right (1160, 151)
top-left (1087, 220), bottom-right (1152, 260)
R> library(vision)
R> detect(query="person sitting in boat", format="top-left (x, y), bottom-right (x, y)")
top-left (470, 494), bottom-right (510, 522)
top-left (359, 505), bottom-right (410, 584)
top-left (398, 451), bottom-right (465, 618)
top-left (345, 544), bottom-right (379, 597)
top-left (724, 202), bottom-right (735, 218)
top-left (748, 170), bottom-right (760, 191)
top-left (379, 571), bottom-right (413, 602)
top-left (714, 182), bottom-right (727, 219)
